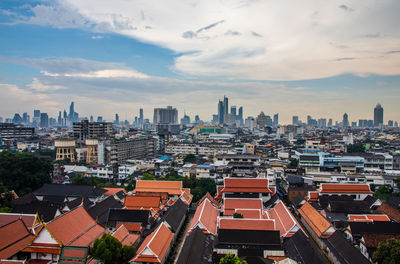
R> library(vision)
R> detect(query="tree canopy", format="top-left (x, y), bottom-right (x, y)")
top-left (91, 233), bottom-right (136, 264)
top-left (219, 254), bottom-right (247, 264)
top-left (374, 184), bottom-right (393, 201)
top-left (347, 143), bottom-right (365, 153)
top-left (183, 154), bottom-right (197, 163)
top-left (141, 173), bottom-right (155, 180)
top-left (373, 238), bottom-right (400, 264)
top-left (287, 158), bottom-right (299, 169)
top-left (0, 151), bottom-right (52, 195)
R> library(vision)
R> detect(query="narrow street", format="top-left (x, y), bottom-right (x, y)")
top-left (167, 212), bottom-right (194, 264)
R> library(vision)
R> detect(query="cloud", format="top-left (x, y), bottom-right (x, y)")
top-left (4, 0), bottom-right (400, 81)
top-left (27, 77), bottom-right (67, 91)
top-left (91, 35), bottom-right (104, 39)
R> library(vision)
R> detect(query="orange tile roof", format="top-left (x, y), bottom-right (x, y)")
top-left (234, 209), bottom-right (262, 219)
top-left (348, 214), bottom-right (391, 222)
top-left (320, 184), bottom-right (373, 194)
top-left (267, 201), bottom-right (301, 237)
top-left (198, 192), bottom-right (221, 207)
top-left (307, 191), bottom-right (319, 202)
top-left (0, 213), bottom-right (38, 232)
top-left (180, 189), bottom-right (193, 206)
top-left (189, 198), bottom-right (219, 235)
top-left (216, 186), bottom-right (224, 200)
top-left (124, 196), bottom-right (161, 210)
top-left (223, 198), bottom-right (263, 216)
top-left (135, 181), bottom-right (183, 196)
top-left (298, 202), bottom-right (334, 238)
top-left (46, 206), bottom-right (105, 246)
top-left (377, 203), bottom-right (400, 222)
top-left (69, 224), bottom-right (104, 247)
top-left (116, 222), bottom-right (143, 233)
top-left (104, 188), bottom-right (126, 196)
top-left (135, 192), bottom-right (169, 203)
top-left (112, 225), bottom-right (139, 246)
top-left (133, 222), bottom-right (173, 263)
top-left (219, 218), bottom-right (275, 231)
top-left (224, 178), bottom-right (269, 188)
top-left (0, 219), bottom-right (33, 259)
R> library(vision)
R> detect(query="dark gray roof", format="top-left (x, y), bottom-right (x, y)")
top-left (363, 195), bottom-right (378, 208)
top-left (386, 196), bottom-right (400, 209)
top-left (34, 184), bottom-right (106, 197)
top-left (318, 195), bottom-right (354, 209)
top-left (163, 199), bottom-right (188, 233)
top-left (106, 208), bottom-right (150, 228)
top-left (12, 201), bottom-right (59, 222)
top-left (325, 231), bottom-right (370, 264)
top-left (216, 229), bottom-right (281, 248)
top-left (87, 196), bottom-right (122, 226)
top-left (284, 231), bottom-right (328, 264)
top-left (11, 193), bottom-right (38, 205)
top-left (349, 222), bottom-right (400, 237)
top-left (328, 200), bottom-right (371, 214)
top-left (176, 227), bottom-right (214, 264)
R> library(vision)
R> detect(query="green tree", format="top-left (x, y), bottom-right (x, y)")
top-left (219, 254), bottom-right (247, 264)
top-left (373, 238), bottom-right (400, 264)
top-left (183, 154), bottom-right (197, 163)
top-left (287, 158), bottom-right (299, 169)
top-left (0, 151), bottom-right (52, 195)
top-left (91, 233), bottom-right (135, 264)
top-left (233, 213), bottom-right (243, 219)
top-left (70, 174), bottom-right (100, 186)
top-left (141, 173), bottom-right (155, 180)
top-left (374, 184), bottom-right (393, 201)
top-left (347, 143), bottom-right (365, 153)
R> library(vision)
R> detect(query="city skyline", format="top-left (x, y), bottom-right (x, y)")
top-left (0, 1), bottom-right (400, 123)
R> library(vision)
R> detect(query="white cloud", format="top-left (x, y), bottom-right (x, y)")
top-left (42, 69), bottom-right (148, 79)
top-left (27, 77), bottom-right (67, 91)
top-left (15, 0), bottom-right (400, 81)
top-left (91, 35), bottom-right (104, 39)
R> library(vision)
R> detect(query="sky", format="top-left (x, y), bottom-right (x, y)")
top-left (0, 0), bottom-right (399, 124)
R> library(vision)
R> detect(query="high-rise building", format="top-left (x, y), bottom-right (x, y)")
top-left (343, 113), bottom-right (349, 127)
top-left (195, 115), bottom-right (200, 124)
top-left (139, 108), bottom-right (144, 128)
top-left (318, 118), bottom-right (326, 128)
top-left (231, 106), bottom-right (237, 116)
top-left (238, 106), bottom-right (243, 126)
top-left (22, 112), bottom-right (29, 124)
top-left (69, 102), bottom-right (75, 122)
top-left (292, 116), bottom-right (299, 125)
top-left (223, 96), bottom-right (228, 117)
top-left (374, 103), bottom-right (384, 127)
top-left (388, 120), bottom-right (394, 127)
top-left (257, 112), bottom-right (268, 128)
top-left (218, 100), bottom-right (224, 124)
top-left (328, 119), bottom-right (333, 127)
top-left (73, 120), bottom-right (113, 144)
top-left (90, 115), bottom-right (94, 122)
top-left (115, 113), bottom-right (119, 125)
top-left (12, 113), bottom-right (23, 124)
top-left (40, 113), bottom-right (49, 128)
top-left (273, 113), bottom-right (279, 127)
top-left (58, 111), bottom-right (62, 126)
top-left (153, 106), bottom-right (178, 124)
top-left (181, 113), bottom-right (190, 125)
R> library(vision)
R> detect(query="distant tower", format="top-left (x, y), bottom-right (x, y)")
top-left (218, 100), bottom-right (224, 124)
top-left (69, 102), bottom-right (74, 121)
top-left (223, 96), bottom-right (229, 116)
top-left (343, 113), bottom-right (349, 127)
top-left (374, 103), bottom-right (384, 127)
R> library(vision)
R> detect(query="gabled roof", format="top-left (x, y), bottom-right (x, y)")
top-left (348, 222), bottom-right (400, 236)
top-left (319, 184), bottom-right (373, 194)
top-left (12, 201), bottom-right (60, 222)
top-left (132, 222), bottom-right (174, 263)
top-left (267, 201), bottom-right (301, 238)
top-left (298, 202), bottom-right (334, 238)
top-left (283, 231), bottom-right (326, 264)
top-left (0, 213), bottom-right (38, 232)
top-left (348, 214), bottom-right (390, 222)
top-left (116, 222), bottom-right (143, 233)
top-left (124, 196), bottom-right (161, 210)
top-left (377, 202), bottom-right (400, 222)
top-left (87, 196), bottom-right (122, 226)
top-left (218, 218), bottom-right (275, 231)
top-left (221, 178), bottom-right (271, 194)
top-left (0, 219), bottom-right (33, 259)
top-left (234, 209), bottom-right (262, 219)
top-left (176, 227), bottom-right (214, 264)
top-left (363, 233), bottom-right (400, 249)
top-left (216, 229), bottom-right (281, 248)
top-left (163, 199), bottom-right (188, 233)
top-left (33, 184), bottom-right (106, 197)
top-left (134, 180), bottom-right (183, 196)
top-left (106, 209), bottom-right (150, 228)
top-left (180, 188), bottom-right (193, 206)
top-left (103, 188), bottom-right (126, 196)
top-left (112, 225), bottom-right (139, 246)
top-left (223, 198), bottom-right (263, 216)
top-left (189, 198), bottom-right (219, 235)
top-left (197, 193), bottom-right (220, 207)
top-left (45, 206), bottom-right (105, 246)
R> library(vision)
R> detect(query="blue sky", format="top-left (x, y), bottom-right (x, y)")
top-left (0, 0), bottom-right (399, 123)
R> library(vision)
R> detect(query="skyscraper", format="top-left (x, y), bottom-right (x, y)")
top-left (273, 113), bottom-right (279, 127)
top-left (343, 113), bottom-right (349, 127)
top-left (223, 96), bottom-right (228, 118)
top-left (153, 106), bottom-right (178, 124)
top-left (115, 113), bottom-right (119, 124)
top-left (218, 100), bottom-right (224, 124)
top-left (292, 116), bottom-right (299, 125)
top-left (40, 113), bottom-right (49, 127)
top-left (238, 106), bottom-right (243, 125)
top-left (374, 103), bottom-right (384, 127)
top-left (69, 102), bottom-right (74, 122)
top-left (231, 106), bottom-right (237, 116)
top-left (139, 108), bottom-right (144, 128)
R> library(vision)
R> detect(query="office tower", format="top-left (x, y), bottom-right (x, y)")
top-left (212, 114), bottom-right (219, 125)
top-left (90, 115), bottom-right (94, 122)
top-left (139, 108), bottom-right (144, 128)
top-left (115, 113), bottom-right (119, 124)
top-left (218, 100), bottom-right (224, 124)
top-left (343, 113), bottom-right (349, 127)
top-left (223, 96), bottom-right (228, 117)
top-left (388, 120), bottom-right (394, 127)
top-left (49, 117), bottom-right (57, 127)
top-left (307, 115), bottom-right (312, 126)
top-left (238, 106), bottom-right (243, 125)
top-left (231, 106), bottom-right (237, 116)
top-left (292, 116), bottom-right (299, 125)
top-left (69, 102), bottom-right (75, 122)
top-left (351, 122), bottom-right (357, 128)
top-left (22, 112), bottom-right (29, 124)
top-left (195, 115), bottom-right (200, 124)
top-left (395, 121), bottom-right (399, 127)
top-left (266, 115), bottom-right (273, 127)
top-left (153, 106), bottom-right (178, 124)
top-left (374, 103), bottom-right (384, 127)
top-left (97, 116), bottom-right (103, 122)
top-left (328, 119), bottom-right (333, 127)
top-left (257, 112), bottom-right (268, 128)
top-left (40, 113), bottom-right (49, 127)
top-left (273, 113), bottom-right (279, 127)
top-left (0, 117), bottom-right (3, 123)
top-left (181, 113), bottom-right (190, 125)
top-left (318, 118), bottom-right (326, 128)
top-left (58, 111), bottom-right (62, 126)
top-left (12, 113), bottom-right (23, 124)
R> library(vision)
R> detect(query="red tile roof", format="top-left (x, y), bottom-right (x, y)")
top-left (267, 201), bottom-right (301, 237)
top-left (234, 209), bottom-right (262, 219)
top-left (112, 225), bottom-right (139, 246)
top-left (104, 188), bottom-right (126, 196)
top-left (198, 192), bottom-right (221, 207)
top-left (46, 206), bottom-right (105, 247)
top-left (133, 222), bottom-right (173, 263)
top-left (320, 184), bottom-right (373, 194)
top-left (189, 198), bottom-right (219, 235)
top-left (134, 181), bottom-right (183, 196)
top-left (0, 213), bottom-right (38, 233)
top-left (135, 192), bottom-right (169, 203)
top-left (124, 196), bottom-right (161, 210)
top-left (223, 198), bottom-right (263, 216)
top-left (219, 218), bottom-right (275, 231)
top-left (116, 222), bottom-right (143, 233)
top-left (219, 178), bottom-right (271, 196)
top-left (0, 219), bottom-right (33, 259)
top-left (180, 189), bottom-right (193, 206)
top-left (377, 202), bottom-right (400, 222)
top-left (348, 214), bottom-right (391, 222)
top-left (307, 191), bottom-right (319, 202)
top-left (298, 202), bottom-right (334, 238)
top-left (363, 233), bottom-right (400, 248)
